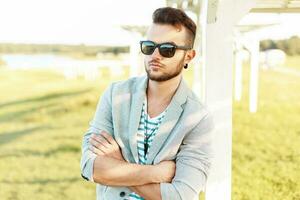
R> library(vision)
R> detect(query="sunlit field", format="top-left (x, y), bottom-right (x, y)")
top-left (0, 57), bottom-right (299, 200)
top-left (232, 58), bottom-right (300, 200)
top-left (285, 55), bottom-right (300, 70)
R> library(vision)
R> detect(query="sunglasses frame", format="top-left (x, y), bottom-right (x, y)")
top-left (140, 40), bottom-right (192, 58)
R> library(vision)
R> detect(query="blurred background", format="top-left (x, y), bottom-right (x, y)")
top-left (0, 0), bottom-right (299, 200)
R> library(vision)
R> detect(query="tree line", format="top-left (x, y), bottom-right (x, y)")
top-left (1, 35), bottom-right (300, 56)
top-left (260, 35), bottom-right (300, 55)
top-left (0, 43), bottom-right (129, 56)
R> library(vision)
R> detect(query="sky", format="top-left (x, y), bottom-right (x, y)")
top-left (0, 0), bottom-right (165, 45)
top-left (0, 0), bottom-right (300, 46)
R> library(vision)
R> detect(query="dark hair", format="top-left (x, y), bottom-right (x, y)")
top-left (152, 7), bottom-right (196, 48)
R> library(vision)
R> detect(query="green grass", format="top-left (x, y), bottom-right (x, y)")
top-left (232, 62), bottom-right (300, 200)
top-left (0, 68), bottom-right (129, 200)
top-left (284, 55), bottom-right (300, 70)
top-left (0, 59), bottom-right (299, 200)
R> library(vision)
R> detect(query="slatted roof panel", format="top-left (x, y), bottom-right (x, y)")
top-left (166, 0), bottom-right (300, 13)
top-left (251, 0), bottom-right (300, 13)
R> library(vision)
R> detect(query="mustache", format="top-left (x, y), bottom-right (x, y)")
top-left (148, 61), bottom-right (163, 67)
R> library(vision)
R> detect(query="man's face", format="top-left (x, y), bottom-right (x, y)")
top-left (143, 23), bottom-right (192, 82)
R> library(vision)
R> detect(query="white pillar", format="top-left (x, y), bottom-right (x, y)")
top-left (192, 1), bottom-right (205, 98)
top-left (234, 50), bottom-right (243, 101)
top-left (130, 32), bottom-right (141, 77)
top-left (203, 1), bottom-right (256, 200)
top-left (192, 57), bottom-right (202, 97)
top-left (199, 0), bottom-right (208, 102)
top-left (249, 39), bottom-right (260, 113)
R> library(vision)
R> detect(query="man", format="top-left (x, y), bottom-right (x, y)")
top-left (80, 7), bottom-right (214, 200)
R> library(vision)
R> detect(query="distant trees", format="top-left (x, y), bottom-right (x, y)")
top-left (0, 43), bottom-right (129, 56)
top-left (1, 35), bottom-right (299, 56)
top-left (260, 35), bottom-right (300, 55)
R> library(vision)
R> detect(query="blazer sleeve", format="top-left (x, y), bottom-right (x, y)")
top-left (160, 112), bottom-right (214, 200)
top-left (80, 83), bottom-right (114, 182)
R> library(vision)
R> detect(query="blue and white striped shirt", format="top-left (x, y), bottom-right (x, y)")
top-left (129, 98), bottom-right (167, 200)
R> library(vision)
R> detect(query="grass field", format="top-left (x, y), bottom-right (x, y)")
top-left (232, 60), bottom-right (300, 200)
top-left (0, 57), bottom-right (299, 200)
top-left (285, 56), bottom-right (300, 70)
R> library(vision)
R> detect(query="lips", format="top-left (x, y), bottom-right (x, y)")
top-left (149, 62), bottom-right (162, 67)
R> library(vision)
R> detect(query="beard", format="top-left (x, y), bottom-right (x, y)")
top-left (144, 56), bottom-right (185, 82)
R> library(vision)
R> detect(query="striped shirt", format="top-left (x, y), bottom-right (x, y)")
top-left (129, 98), bottom-right (167, 200)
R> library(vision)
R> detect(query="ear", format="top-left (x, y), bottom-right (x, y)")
top-left (184, 49), bottom-right (196, 64)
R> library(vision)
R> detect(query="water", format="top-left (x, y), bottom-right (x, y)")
top-left (0, 53), bottom-right (127, 79)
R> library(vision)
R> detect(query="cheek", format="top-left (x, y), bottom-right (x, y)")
top-left (144, 56), bottom-right (152, 63)
top-left (175, 51), bottom-right (186, 60)
top-left (165, 56), bottom-right (184, 66)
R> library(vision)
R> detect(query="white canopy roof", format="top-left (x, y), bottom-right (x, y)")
top-left (252, 0), bottom-right (300, 13)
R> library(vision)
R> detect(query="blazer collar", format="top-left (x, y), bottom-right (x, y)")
top-left (134, 75), bottom-right (189, 106)
top-left (128, 75), bottom-right (189, 164)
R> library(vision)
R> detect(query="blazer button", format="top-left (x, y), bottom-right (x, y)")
top-left (119, 191), bottom-right (126, 197)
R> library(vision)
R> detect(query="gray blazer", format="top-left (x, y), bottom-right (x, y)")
top-left (80, 75), bottom-right (214, 200)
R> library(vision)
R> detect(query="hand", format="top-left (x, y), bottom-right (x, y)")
top-left (89, 131), bottom-right (125, 162)
top-left (154, 160), bottom-right (176, 183)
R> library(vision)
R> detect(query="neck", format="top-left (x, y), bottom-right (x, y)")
top-left (146, 74), bottom-right (182, 101)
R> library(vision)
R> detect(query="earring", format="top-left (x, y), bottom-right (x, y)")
top-left (184, 64), bottom-right (188, 69)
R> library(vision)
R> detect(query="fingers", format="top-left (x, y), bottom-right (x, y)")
top-left (100, 131), bottom-right (117, 145)
top-left (89, 131), bottom-right (121, 157)
top-left (89, 134), bottom-right (110, 154)
top-left (91, 134), bottom-right (110, 148)
top-left (89, 145), bottom-right (105, 156)
top-left (90, 139), bottom-right (106, 151)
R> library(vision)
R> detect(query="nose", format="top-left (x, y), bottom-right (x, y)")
top-left (150, 47), bottom-right (162, 59)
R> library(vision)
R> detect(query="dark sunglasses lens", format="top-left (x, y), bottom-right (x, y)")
top-left (141, 41), bottom-right (155, 55)
top-left (159, 44), bottom-right (176, 58)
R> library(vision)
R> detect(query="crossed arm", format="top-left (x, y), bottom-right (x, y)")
top-left (81, 117), bottom-right (214, 200)
top-left (88, 132), bottom-right (175, 200)
top-left (80, 85), bottom-right (214, 200)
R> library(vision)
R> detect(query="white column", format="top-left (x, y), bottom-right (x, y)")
top-left (203, 1), bottom-right (256, 200)
top-left (200, 0), bottom-right (208, 102)
top-left (192, 0), bottom-right (207, 99)
top-left (234, 50), bottom-right (243, 101)
top-left (130, 32), bottom-right (141, 77)
top-left (249, 39), bottom-right (260, 113)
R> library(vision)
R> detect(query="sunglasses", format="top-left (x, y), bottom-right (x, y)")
top-left (140, 40), bottom-right (192, 58)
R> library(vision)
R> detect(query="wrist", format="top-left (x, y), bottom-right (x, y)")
top-left (146, 164), bottom-right (160, 183)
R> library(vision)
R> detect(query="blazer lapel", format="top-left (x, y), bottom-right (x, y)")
top-left (128, 76), bottom-right (148, 163)
top-left (146, 78), bottom-right (189, 164)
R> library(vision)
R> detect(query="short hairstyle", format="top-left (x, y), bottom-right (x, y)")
top-left (152, 7), bottom-right (197, 48)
